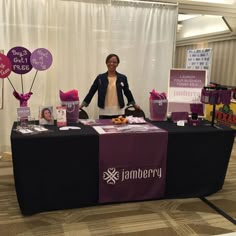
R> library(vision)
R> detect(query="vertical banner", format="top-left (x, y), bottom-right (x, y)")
top-left (96, 125), bottom-right (168, 204)
top-left (186, 48), bottom-right (212, 83)
top-left (168, 69), bottom-right (207, 113)
top-left (0, 49), bottom-right (4, 109)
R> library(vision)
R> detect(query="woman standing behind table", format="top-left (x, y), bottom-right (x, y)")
top-left (80, 54), bottom-right (141, 119)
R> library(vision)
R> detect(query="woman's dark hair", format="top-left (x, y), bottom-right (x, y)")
top-left (41, 107), bottom-right (51, 118)
top-left (105, 54), bottom-right (120, 64)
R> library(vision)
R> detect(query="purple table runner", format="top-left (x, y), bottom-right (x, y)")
top-left (96, 124), bottom-right (168, 203)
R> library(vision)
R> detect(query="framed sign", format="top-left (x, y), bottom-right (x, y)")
top-left (0, 49), bottom-right (4, 109)
top-left (186, 48), bottom-right (212, 70)
top-left (168, 69), bottom-right (207, 113)
top-left (186, 48), bottom-right (212, 82)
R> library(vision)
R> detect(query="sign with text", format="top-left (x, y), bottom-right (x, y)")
top-left (186, 48), bottom-right (212, 70)
top-left (30, 48), bottom-right (53, 71)
top-left (205, 101), bottom-right (236, 130)
top-left (98, 126), bottom-right (168, 203)
top-left (0, 53), bottom-right (12, 79)
top-left (168, 69), bottom-right (207, 113)
top-left (7, 46), bottom-right (32, 74)
top-left (186, 48), bottom-right (212, 82)
top-left (17, 107), bottom-right (30, 118)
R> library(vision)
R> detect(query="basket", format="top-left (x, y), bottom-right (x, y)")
top-left (149, 99), bottom-right (168, 121)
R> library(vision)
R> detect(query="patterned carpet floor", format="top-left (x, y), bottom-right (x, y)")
top-left (1, 146), bottom-right (236, 236)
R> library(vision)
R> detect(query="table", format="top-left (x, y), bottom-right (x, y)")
top-left (155, 121), bottom-right (235, 198)
top-left (11, 124), bottom-right (99, 215)
top-left (10, 120), bottom-right (235, 215)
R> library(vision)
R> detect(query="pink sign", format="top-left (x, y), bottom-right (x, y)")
top-left (30, 48), bottom-right (53, 71)
top-left (0, 54), bottom-right (12, 79)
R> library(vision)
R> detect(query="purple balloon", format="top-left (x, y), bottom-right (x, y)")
top-left (30, 48), bottom-right (53, 71)
top-left (7, 46), bottom-right (32, 74)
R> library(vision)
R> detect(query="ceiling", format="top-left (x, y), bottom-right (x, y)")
top-left (157, 0), bottom-right (236, 45)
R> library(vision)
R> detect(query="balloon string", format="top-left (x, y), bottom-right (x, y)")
top-left (29, 70), bottom-right (38, 93)
top-left (21, 74), bottom-right (24, 94)
top-left (7, 77), bottom-right (16, 91)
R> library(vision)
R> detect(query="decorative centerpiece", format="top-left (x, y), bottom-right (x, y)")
top-left (0, 46), bottom-right (53, 107)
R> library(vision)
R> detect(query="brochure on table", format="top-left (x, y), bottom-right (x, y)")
top-left (93, 123), bottom-right (160, 134)
top-left (16, 107), bottom-right (49, 134)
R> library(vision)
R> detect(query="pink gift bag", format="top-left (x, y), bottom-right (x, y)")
top-left (59, 90), bottom-right (79, 124)
top-left (149, 99), bottom-right (168, 121)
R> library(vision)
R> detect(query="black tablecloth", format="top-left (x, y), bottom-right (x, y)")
top-left (11, 123), bottom-right (99, 215)
top-left (153, 121), bottom-right (235, 198)
top-left (10, 120), bottom-right (235, 215)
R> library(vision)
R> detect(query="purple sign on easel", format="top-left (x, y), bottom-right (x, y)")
top-left (7, 46), bottom-right (32, 74)
top-left (0, 54), bottom-right (12, 79)
top-left (30, 48), bottom-right (53, 71)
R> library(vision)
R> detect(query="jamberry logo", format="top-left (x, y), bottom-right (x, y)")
top-left (103, 168), bottom-right (119, 184)
top-left (103, 167), bottom-right (162, 185)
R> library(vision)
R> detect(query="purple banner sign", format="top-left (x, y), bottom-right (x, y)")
top-left (7, 46), bottom-right (32, 74)
top-left (169, 69), bottom-right (206, 88)
top-left (30, 48), bottom-right (53, 71)
top-left (98, 127), bottom-right (168, 203)
top-left (0, 54), bottom-right (12, 79)
top-left (168, 69), bottom-right (207, 113)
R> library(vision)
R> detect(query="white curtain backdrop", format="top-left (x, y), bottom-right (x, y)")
top-left (0, 0), bottom-right (177, 152)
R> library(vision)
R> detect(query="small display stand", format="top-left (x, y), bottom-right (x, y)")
top-left (201, 86), bottom-right (232, 127)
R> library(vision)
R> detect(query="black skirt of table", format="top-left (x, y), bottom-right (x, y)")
top-left (153, 120), bottom-right (235, 198)
top-left (11, 123), bottom-right (99, 215)
top-left (10, 120), bottom-right (235, 215)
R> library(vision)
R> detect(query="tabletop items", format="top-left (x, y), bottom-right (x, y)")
top-left (149, 89), bottom-right (168, 121)
top-left (201, 86), bottom-right (232, 105)
top-left (112, 116), bottom-right (128, 124)
top-left (59, 89), bottom-right (79, 124)
top-left (201, 85), bottom-right (232, 126)
top-left (167, 84), bottom-right (234, 127)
